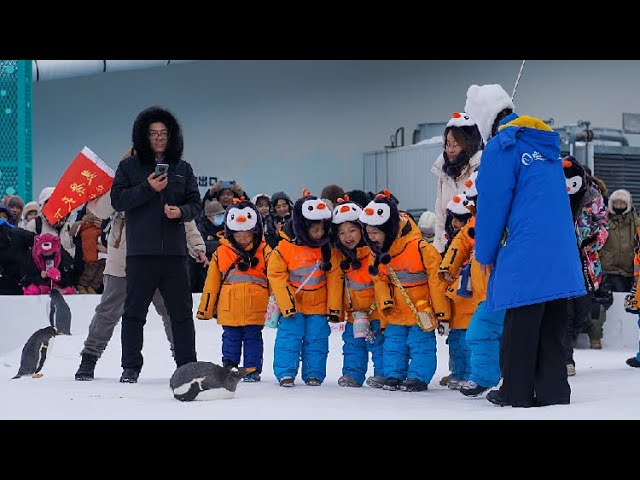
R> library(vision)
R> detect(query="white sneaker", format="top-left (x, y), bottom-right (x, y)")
top-left (566, 364), bottom-right (576, 376)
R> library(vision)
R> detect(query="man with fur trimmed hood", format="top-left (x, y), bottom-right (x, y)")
top-left (111, 106), bottom-right (201, 383)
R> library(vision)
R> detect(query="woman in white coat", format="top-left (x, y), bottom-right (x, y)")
top-left (431, 112), bottom-right (483, 253)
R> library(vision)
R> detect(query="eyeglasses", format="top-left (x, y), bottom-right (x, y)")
top-left (149, 130), bottom-right (169, 139)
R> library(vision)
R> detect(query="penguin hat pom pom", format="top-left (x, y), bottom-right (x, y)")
top-left (170, 361), bottom-right (254, 402)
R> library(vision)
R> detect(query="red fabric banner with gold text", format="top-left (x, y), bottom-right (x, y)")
top-left (42, 147), bottom-right (114, 225)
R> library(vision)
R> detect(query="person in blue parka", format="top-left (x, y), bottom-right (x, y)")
top-left (465, 84), bottom-right (585, 408)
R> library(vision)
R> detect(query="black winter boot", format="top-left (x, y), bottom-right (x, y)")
top-left (75, 353), bottom-right (98, 381)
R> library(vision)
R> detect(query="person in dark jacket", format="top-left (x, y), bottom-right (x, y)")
top-left (111, 106), bottom-right (201, 383)
top-left (0, 218), bottom-right (35, 294)
top-left (265, 191), bottom-right (293, 248)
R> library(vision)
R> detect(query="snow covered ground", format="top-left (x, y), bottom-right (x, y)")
top-left (1, 293), bottom-right (639, 420)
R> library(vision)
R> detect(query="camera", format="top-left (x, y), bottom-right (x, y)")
top-left (219, 180), bottom-right (236, 190)
top-left (154, 163), bottom-right (169, 178)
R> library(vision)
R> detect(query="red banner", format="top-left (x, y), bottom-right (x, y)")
top-left (42, 147), bottom-right (114, 225)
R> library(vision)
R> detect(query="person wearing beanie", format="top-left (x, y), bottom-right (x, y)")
top-left (465, 83), bottom-right (584, 407)
top-left (266, 191), bottom-right (293, 249)
top-left (418, 210), bottom-right (436, 243)
top-left (21, 201), bottom-right (39, 229)
top-left (197, 197), bottom-right (271, 383)
top-left (267, 188), bottom-right (336, 387)
top-left (431, 112), bottom-right (484, 254)
top-left (434, 194), bottom-right (475, 390)
top-left (358, 189), bottom-right (450, 392)
top-left (111, 106), bottom-right (202, 383)
top-left (320, 184), bottom-right (345, 211)
top-left (561, 156), bottom-right (608, 376)
top-left (326, 195), bottom-right (385, 388)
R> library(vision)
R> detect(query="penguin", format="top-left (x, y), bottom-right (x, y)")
top-left (169, 361), bottom-right (254, 402)
top-left (48, 288), bottom-right (72, 335)
top-left (12, 325), bottom-right (57, 379)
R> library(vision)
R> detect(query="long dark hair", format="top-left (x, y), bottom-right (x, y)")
top-left (442, 125), bottom-right (483, 179)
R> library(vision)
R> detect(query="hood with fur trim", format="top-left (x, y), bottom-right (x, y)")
top-left (223, 198), bottom-right (263, 272)
top-left (132, 106), bottom-right (184, 165)
top-left (609, 189), bottom-right (633, 215)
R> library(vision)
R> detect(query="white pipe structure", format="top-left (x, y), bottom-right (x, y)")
top-left (31, 60), bottom-right (198, 82)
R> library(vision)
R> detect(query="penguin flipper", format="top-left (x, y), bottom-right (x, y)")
top-left (34, 341), bottom-right (50, 374)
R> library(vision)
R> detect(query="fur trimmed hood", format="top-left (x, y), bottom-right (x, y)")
top-left (609, 189), bottom-right (633, 215)
top-left (132, 106), bottom-right (184, 165)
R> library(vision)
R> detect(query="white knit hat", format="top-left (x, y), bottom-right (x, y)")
top-left (464, 84), bottom-right (515, 144)
top-left (38, 187), bottom-right (55, 206)
top-left (418, 210), bottom-right (436, 235)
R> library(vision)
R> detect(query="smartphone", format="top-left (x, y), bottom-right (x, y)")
top-left (154, 163), bottom-right (169, 178)
top-left (219, 180), bottom-right (236, 190)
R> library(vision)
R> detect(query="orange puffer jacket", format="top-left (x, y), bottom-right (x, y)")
top-left (197, 237), bottom-right (271, 326)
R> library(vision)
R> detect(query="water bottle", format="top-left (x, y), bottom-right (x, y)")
top-left (352, 311), bottom-right (370, 338)
top-left (264, 294), bottom-right (281, 328)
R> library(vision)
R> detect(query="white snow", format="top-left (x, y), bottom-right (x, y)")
top-left (1, 293), bottom-right (639, 419)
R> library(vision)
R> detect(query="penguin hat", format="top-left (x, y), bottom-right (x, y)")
top-left (331, 195), bottom-right (365, 271)
top-left (169, 361), bottom-right (254, 401)
top-left (291, 188), bottom-right (333, 272)
top-left (358, 189), bottom-right (400, 276)
top-left (224, 196), bottom-right (263, 272)
top-left (49, 288), bottom-right (72, 335)
top-left (12, 325), bottom-right (57, 379)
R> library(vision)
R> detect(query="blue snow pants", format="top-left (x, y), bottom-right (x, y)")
top-left (465, 301), bottom-right (506, 388)
top-left (341, 319), bottom-right (384, 385)
top-left (221, 325), bottom-right (264, 373)
top-left (383, 324), bottom-right (437, 384)
top-left (448, 328), bottom-right (471, 381)
top-left (273, 313), bottom-right (330, 383)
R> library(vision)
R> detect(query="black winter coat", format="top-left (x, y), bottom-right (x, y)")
top-left (0, 223), bottom-right (35, 294)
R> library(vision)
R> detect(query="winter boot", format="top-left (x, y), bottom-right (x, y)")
top-left (460, 380), bottom-right (489, 397)
top-left (222, 359), bottom-right (239, 368)
top-left (486, 389), bottom-right (510, 407)
top-left (566, 364), bottom-right (576, 376)
top-left (338, 375), bottom-right (362, 387)
top-left (382, 377), bottom-right (403, 391)
top-left (590, 338), bottom-right (602, 350)
top-left (75, 353), bottom-right (98, 381)
top-left (279, 376), bottom-right (295, 387)
top-left (305, 377), bottom-right (322, 386)
top-left (626, 357), bottom-right (640, 368)
top-left (400, 378), bottom-right (429, 392)
top-left (365, 375), bottom-right (385, 388)
top-left (119, 368), bottom-right (140, 383)
top-left (242, 371), bottom-right (261, 382)
top-left (439, 374), bottom-right (451, 386)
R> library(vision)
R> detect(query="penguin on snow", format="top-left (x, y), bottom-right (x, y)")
top-left (12, 325), bottom-right (58, 379)
top-left (170, 361), bottom-right (254, 402)
top-left (48, 288), bottom-right (72, 335)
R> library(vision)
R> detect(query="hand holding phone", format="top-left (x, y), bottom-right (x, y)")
top-left (147, 171), bottom-right (168, 192)
top-left (154, 163), bottom-right (169, 178)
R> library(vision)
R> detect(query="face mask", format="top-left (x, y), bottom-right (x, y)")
top-left (213, 214), bottom-right (225, 226)
top-left (613, 207), bottom-right (626, 215)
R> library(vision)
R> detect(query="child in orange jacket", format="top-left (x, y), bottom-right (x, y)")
top-left (197, 198), bottom-right (271, 382)
top-left (439, 172), bottom-right (506, 397)
top-left (267, 189), bottom-right (336, 387)
top-left (437, 193), bottom-right (475, 389)
top-left (327, 195), bottom-right (384, 388)
top-left (359, 190), bottom-right (451, 392)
